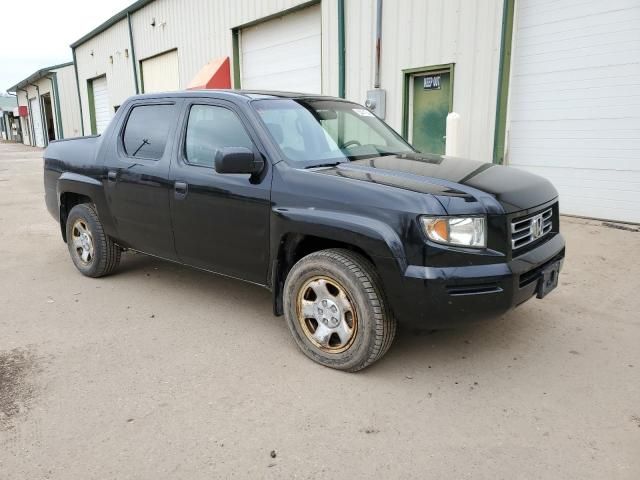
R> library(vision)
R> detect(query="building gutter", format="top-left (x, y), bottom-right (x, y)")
top-left (72, 48), bottom-right (85, 136)
top-left (492, 0), bottom-right (515, 165)
top-left (127, 12), bottom-right (140, 94)
top-left (337, 0), bottom-right (345, 97)
top-left (47, 73), bottom-right (64, 139)
top-left (70, 0), bottom-right (155, 48)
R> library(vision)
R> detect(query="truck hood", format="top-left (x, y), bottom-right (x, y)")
top-left (311, 152), bottom-right (558, 215)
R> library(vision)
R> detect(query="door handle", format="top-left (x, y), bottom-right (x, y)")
top-left (174, 181), bottom-right (188, 199)
top-left (107, 170), bottom-right (117, 183)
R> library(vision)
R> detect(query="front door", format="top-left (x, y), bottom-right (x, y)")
top-left (169, 101), bottom-right (271, 284)
top-left (411, 70), bottom-right (451, 155)
top-left (104, 100), bottom-right (181, 260)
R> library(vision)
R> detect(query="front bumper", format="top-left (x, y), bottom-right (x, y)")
top-left (388, 233), bottom-right (566, 328)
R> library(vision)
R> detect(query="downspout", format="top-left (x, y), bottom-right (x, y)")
top-left (492, 0), bottom-right (515, 165)
top-left (72, 47), bottom-right (85, 136)
top-left (48, 73), bottom-right (64, 139)
top-left (18, 88), bottom-right (34, 146)
top-left (29, 82), bottom-right (47, 147)
top-left (127, 12), bottom-right (140, 94)
top-left (374, 0), bottom-right (382, 89)
top-left (337, 0), bottom-right (345, 98)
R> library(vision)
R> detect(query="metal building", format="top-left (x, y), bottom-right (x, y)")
top-left (69, 0), bottom-right (504, 165)
top-left (6, 0), bottom-right (640, 222)
top-left (0, 95), bottom-right (19, 142)
top-left (8, 63), bottom-right (82, 147)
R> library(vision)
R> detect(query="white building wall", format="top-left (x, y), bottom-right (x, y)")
top-left (343, 0), bottom-right (503, 162)
top-left (16, 79), bottom-right (52, 146)
top-left (74, 18), bottom-right (137, 132)
top-left (52, 65), bottom-right (82, 138)
top-left (130, 0), bottom-right (322, 92)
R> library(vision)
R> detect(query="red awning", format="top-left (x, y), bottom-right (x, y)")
top-left (187, 57), bottom-right (231, 90)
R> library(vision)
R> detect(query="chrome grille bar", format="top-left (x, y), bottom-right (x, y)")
top-left (511, 208), bottom-right (553, 250)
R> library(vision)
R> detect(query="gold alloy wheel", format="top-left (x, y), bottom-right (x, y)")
top-left (296, 275), bottom-right (358, 353)
top-left (71, 219), bottom-right (95, 265)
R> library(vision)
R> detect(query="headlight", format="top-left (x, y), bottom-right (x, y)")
top-left (420, 216), bottom-right (486, 248)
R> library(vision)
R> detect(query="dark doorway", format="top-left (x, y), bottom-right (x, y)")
top-left (42, 93), bottom-right (56, 141)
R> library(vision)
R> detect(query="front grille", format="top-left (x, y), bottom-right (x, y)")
top-left (511, 208), bottom-right (553, 250)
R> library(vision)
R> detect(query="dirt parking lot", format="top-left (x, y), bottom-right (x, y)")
top-left (0, 141), bottom-right (639, 479)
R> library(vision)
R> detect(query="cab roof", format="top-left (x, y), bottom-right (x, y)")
top-left (127, 89), bottom-right (345, 103)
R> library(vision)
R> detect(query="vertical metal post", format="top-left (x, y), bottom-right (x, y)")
top-left (374, 0), bottom-right (383, 89)
top-left (337, 0), bottom-right (346, 98)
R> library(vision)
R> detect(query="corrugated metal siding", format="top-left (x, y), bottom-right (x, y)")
top-left (130, 0), bottom-right (316, 93)
top-left (52, 65), bottom-right (83, 138)
top-left (75, 18), bottom-right (137, 131)
top-left (350, 0), bottom-right (503, 162)
top-left (74, 0), bottom-right (502, 161)
top-left (16, 80), bottom-right (53, 146)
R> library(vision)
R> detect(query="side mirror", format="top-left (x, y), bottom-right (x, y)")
top-left (214, 147), bottom-right (264, 175)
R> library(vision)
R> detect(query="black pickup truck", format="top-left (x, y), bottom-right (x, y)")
top-left (44, 90), bottom-right (565, 371)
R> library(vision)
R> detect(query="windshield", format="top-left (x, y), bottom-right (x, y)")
top-left (251, 99), bottom-right (414, 167)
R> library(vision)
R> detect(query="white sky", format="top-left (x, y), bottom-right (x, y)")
top-left (1, 0), bottom-right (133, 93)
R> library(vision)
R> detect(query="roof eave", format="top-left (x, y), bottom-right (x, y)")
top-left (6, 61), bottom-right (74, 93)
top-left (70, 0), bottom-right (156, 48)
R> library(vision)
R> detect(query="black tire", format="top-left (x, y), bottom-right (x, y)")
top-left (65, 203), bottom-right (121, 278)
top-left (283, 248), bottom-right (396, 371)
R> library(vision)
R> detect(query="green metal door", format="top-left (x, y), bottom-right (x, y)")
top-left (411, 71), bottom-right (451, 154)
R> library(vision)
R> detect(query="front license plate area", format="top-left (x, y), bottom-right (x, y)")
top-left (536, 261), bottom-right (561, 299)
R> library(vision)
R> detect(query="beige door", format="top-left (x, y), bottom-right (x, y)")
top-left (141, 50), bottom-right (180, 93)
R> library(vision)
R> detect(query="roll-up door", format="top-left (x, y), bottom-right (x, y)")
top-left (508, 1), bottom-right (640, 223)
top-left (141, 50), bottom-right (180, 93)
top-left (30, 98), bottom-right (45, 147)
top-left (240, 4), bottom-right (321, 93)
top-left (91, 76), bottom-right (111, 134)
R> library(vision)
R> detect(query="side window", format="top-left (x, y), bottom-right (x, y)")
top-left (185, 105), bottom-right (254, 167)
top-left (123, 104), bottom-right (174, 160)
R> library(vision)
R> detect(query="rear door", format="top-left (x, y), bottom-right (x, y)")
top-left (104, 99), bottom-right (181, 260)
top-left (169, 99), bottom-right (271, 284)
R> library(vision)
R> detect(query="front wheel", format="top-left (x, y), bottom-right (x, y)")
top-left (66, 204), bottom-right (121, 278)
top-left (283, 249), bottom-right (396, 371)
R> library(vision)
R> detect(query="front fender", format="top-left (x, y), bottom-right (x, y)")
top-left (271, 206), bottom-right (407, 268)
top-left (269, 206), bottom-right (410, 318)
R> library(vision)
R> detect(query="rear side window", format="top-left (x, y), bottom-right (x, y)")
top-left (184, 105), bottom-right (254, 167)
top-left (123, 104), bottom-right (174, 160)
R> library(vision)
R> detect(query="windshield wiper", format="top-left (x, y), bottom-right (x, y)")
top-left (305, 162), bottom-right (345, 169)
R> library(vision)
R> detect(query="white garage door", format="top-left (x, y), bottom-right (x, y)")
top-left (92, 76), bottom-right (111, 134)
top-left (30, 97), bottom-right (45, 147)
top-left (240, 4), bottom-right (321, 93)
top-left (141, 50), bottom-right (180, 93)
top-left (508, 0), bottom-right (640, 223)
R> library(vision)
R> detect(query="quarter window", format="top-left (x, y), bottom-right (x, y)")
top-left (123, 104), bottom-right (174, 160)
top-left (185, 105), bottom-right (254, 167)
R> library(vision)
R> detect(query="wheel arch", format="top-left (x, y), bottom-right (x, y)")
top-left (57, 172), bottom-right (107, 243)
top-left (269, 208), bottom-right (407, 316)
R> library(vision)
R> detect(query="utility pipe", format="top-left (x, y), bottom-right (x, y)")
top-left (374, 0), bottom-right (383, 88)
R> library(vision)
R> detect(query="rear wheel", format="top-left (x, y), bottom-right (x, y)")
top-left (66, 204), bottom-right (121, 277)
top-left (283, 249), bottom-right (396, 371)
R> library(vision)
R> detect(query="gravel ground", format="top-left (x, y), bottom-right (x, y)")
top-left (0, 142), bottom-right (639, 479)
